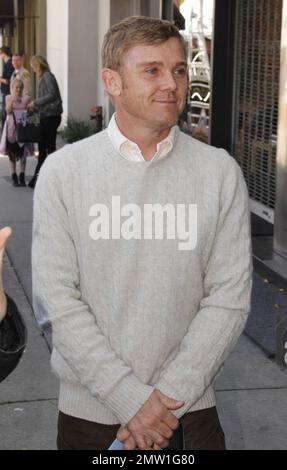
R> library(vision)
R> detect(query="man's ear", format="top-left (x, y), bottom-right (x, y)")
top-left (101, 68), bottom-right (122, 97)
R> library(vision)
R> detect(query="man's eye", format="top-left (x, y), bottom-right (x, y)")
top-left (174, 68), bottom-right (187, 76)
top-left (146, 68), bottom-right (158, 75)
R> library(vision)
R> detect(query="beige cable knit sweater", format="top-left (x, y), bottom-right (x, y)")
top-left (32, 128), bottom-right (252, 425)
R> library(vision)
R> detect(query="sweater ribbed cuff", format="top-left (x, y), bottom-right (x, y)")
top-left (155, 378), bottom-right (216, 418)
top-left (155, 377), bottom-right (186, 416)
top-left (156, 376), bottom-right (184, 400)
top-left (105, 375), bottom-right (154, 425)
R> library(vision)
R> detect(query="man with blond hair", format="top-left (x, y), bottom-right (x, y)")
top-left (32, 16), bottom-right (252, 450)
top-left (10, 53), bottom-right (31, 96)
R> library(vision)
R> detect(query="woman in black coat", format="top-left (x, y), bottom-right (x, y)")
top-left (0, 227), bottom-right (27, 382)
top-left (27, 55), bottom-right (63, 188)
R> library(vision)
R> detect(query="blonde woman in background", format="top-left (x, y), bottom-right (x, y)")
top-left (27, 55), bottom-right (63, 188)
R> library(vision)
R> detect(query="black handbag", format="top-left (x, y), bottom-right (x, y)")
top-left (13, 111), bottom-right (43, 143)
top-left (0, 295), bottom-right (27, 382)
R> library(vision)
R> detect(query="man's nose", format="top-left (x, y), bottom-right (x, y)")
top-left (159, 71), bottom-right (177, 91)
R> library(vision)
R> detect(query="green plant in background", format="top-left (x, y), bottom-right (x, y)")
top-left (60, 117), bottom-right (97, 143)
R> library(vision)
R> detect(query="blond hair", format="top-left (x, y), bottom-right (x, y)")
top-left (102, 16), bottom-right (187, 71)
top-left (11, 77), bottom-right (24, 92)
top-left (7, 78), bottom-right (24, 113)
top-left (31, 55), bottom-right (50, 77)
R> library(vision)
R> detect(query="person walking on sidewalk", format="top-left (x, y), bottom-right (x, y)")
top-left (32, 16), bottom-right (252, 450)
top-left (0, 46), bottom-right (14, 128)
top-left (10, 52), bottom-right (31, 96)
top-left (0, 78), bottom-right (34, 187)
top-left (0, 227), bottom-right (27, 382)
top-left (27, 55), bottom-right (62, 188)
top-left (0, 78), bottom-right (34, 186)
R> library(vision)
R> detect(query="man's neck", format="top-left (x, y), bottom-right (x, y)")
top-left (115, 114), bottom-right (171, 161)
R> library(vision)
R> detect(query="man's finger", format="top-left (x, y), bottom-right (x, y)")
top-left (152, 443), bottom-right (162, 451)
top-left (117, 426), bottom-right (130, 441)
top-left (133, 429), bottom-right (169, 450)
top-left (163, 411), bottom-right (180, 431)
top-left (0, 227), bottom-right (12, 290)
top-left (0, 227), bottom-right (12, 252)
top-left (0, 227), bottom-right (12, 321)
top-left (154, 421), bottom-right (174, 439)
top-left (158, 393), bottom-right (184, 411)
top-left (132, 432), bottom-right (149, 450)
top-left (123, 435), bottom-right (137, 450)
top-left (148, 431), bottom-right (169, 449)
top-left (145, 437), bottom-right (153, 447)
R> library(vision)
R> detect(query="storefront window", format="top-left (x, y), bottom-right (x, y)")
top-left (179, 0), bottom-right (214, 143)
top-left (233, 0), bottom-right (282, 220)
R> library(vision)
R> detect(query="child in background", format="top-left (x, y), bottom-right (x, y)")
top-left (0, 78), bottom-right (34, 186)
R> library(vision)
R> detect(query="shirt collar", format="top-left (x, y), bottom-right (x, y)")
top-left (108, 113), bottom-right (176, 162)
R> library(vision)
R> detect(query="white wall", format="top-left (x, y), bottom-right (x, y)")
top-left (67, 0), bottom-right (99, 121)
top-left (46, 0), bottom-right (68, 124)
top-left (47, 0), bottom-right (110, 125)
top-left (96, 0), bottom-right (110, 127)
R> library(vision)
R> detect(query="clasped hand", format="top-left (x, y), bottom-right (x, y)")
top-left (117, 389), bottom-right (183, 450)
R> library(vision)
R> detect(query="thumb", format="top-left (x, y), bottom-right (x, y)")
top-left (0, 227), bottom-right (12, 253)
top-left (117, 426), bottom-right (130, 441)
top-left (0, 228), bottom-right (12, 320)
top-left (158, 393), bottom-right (184, 410)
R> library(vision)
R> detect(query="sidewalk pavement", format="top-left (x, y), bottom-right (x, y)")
top-left (0, 152), bottom-right (287, 450)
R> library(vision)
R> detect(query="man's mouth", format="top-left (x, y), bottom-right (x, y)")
top-left (154, 100), bottom-right (177, 104)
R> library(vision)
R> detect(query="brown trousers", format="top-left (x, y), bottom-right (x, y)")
top-left (57, 406), bottom-right (226, 450)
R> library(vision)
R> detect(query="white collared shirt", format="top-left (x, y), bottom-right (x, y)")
top-left (107, 113), bottom-right (176, 162)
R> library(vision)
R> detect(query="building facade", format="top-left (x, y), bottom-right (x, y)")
top-left (211, 0), bottom-right (287, 283)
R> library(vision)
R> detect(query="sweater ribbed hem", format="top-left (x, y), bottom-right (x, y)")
top-left (59, 382), bottom-right (119, 424)
top-left (105, 374), bottom-right (155, 424)
top-left (58, 381), bottom-right (216, 425)
top-left (59, 380), bottom-right (154, 425)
